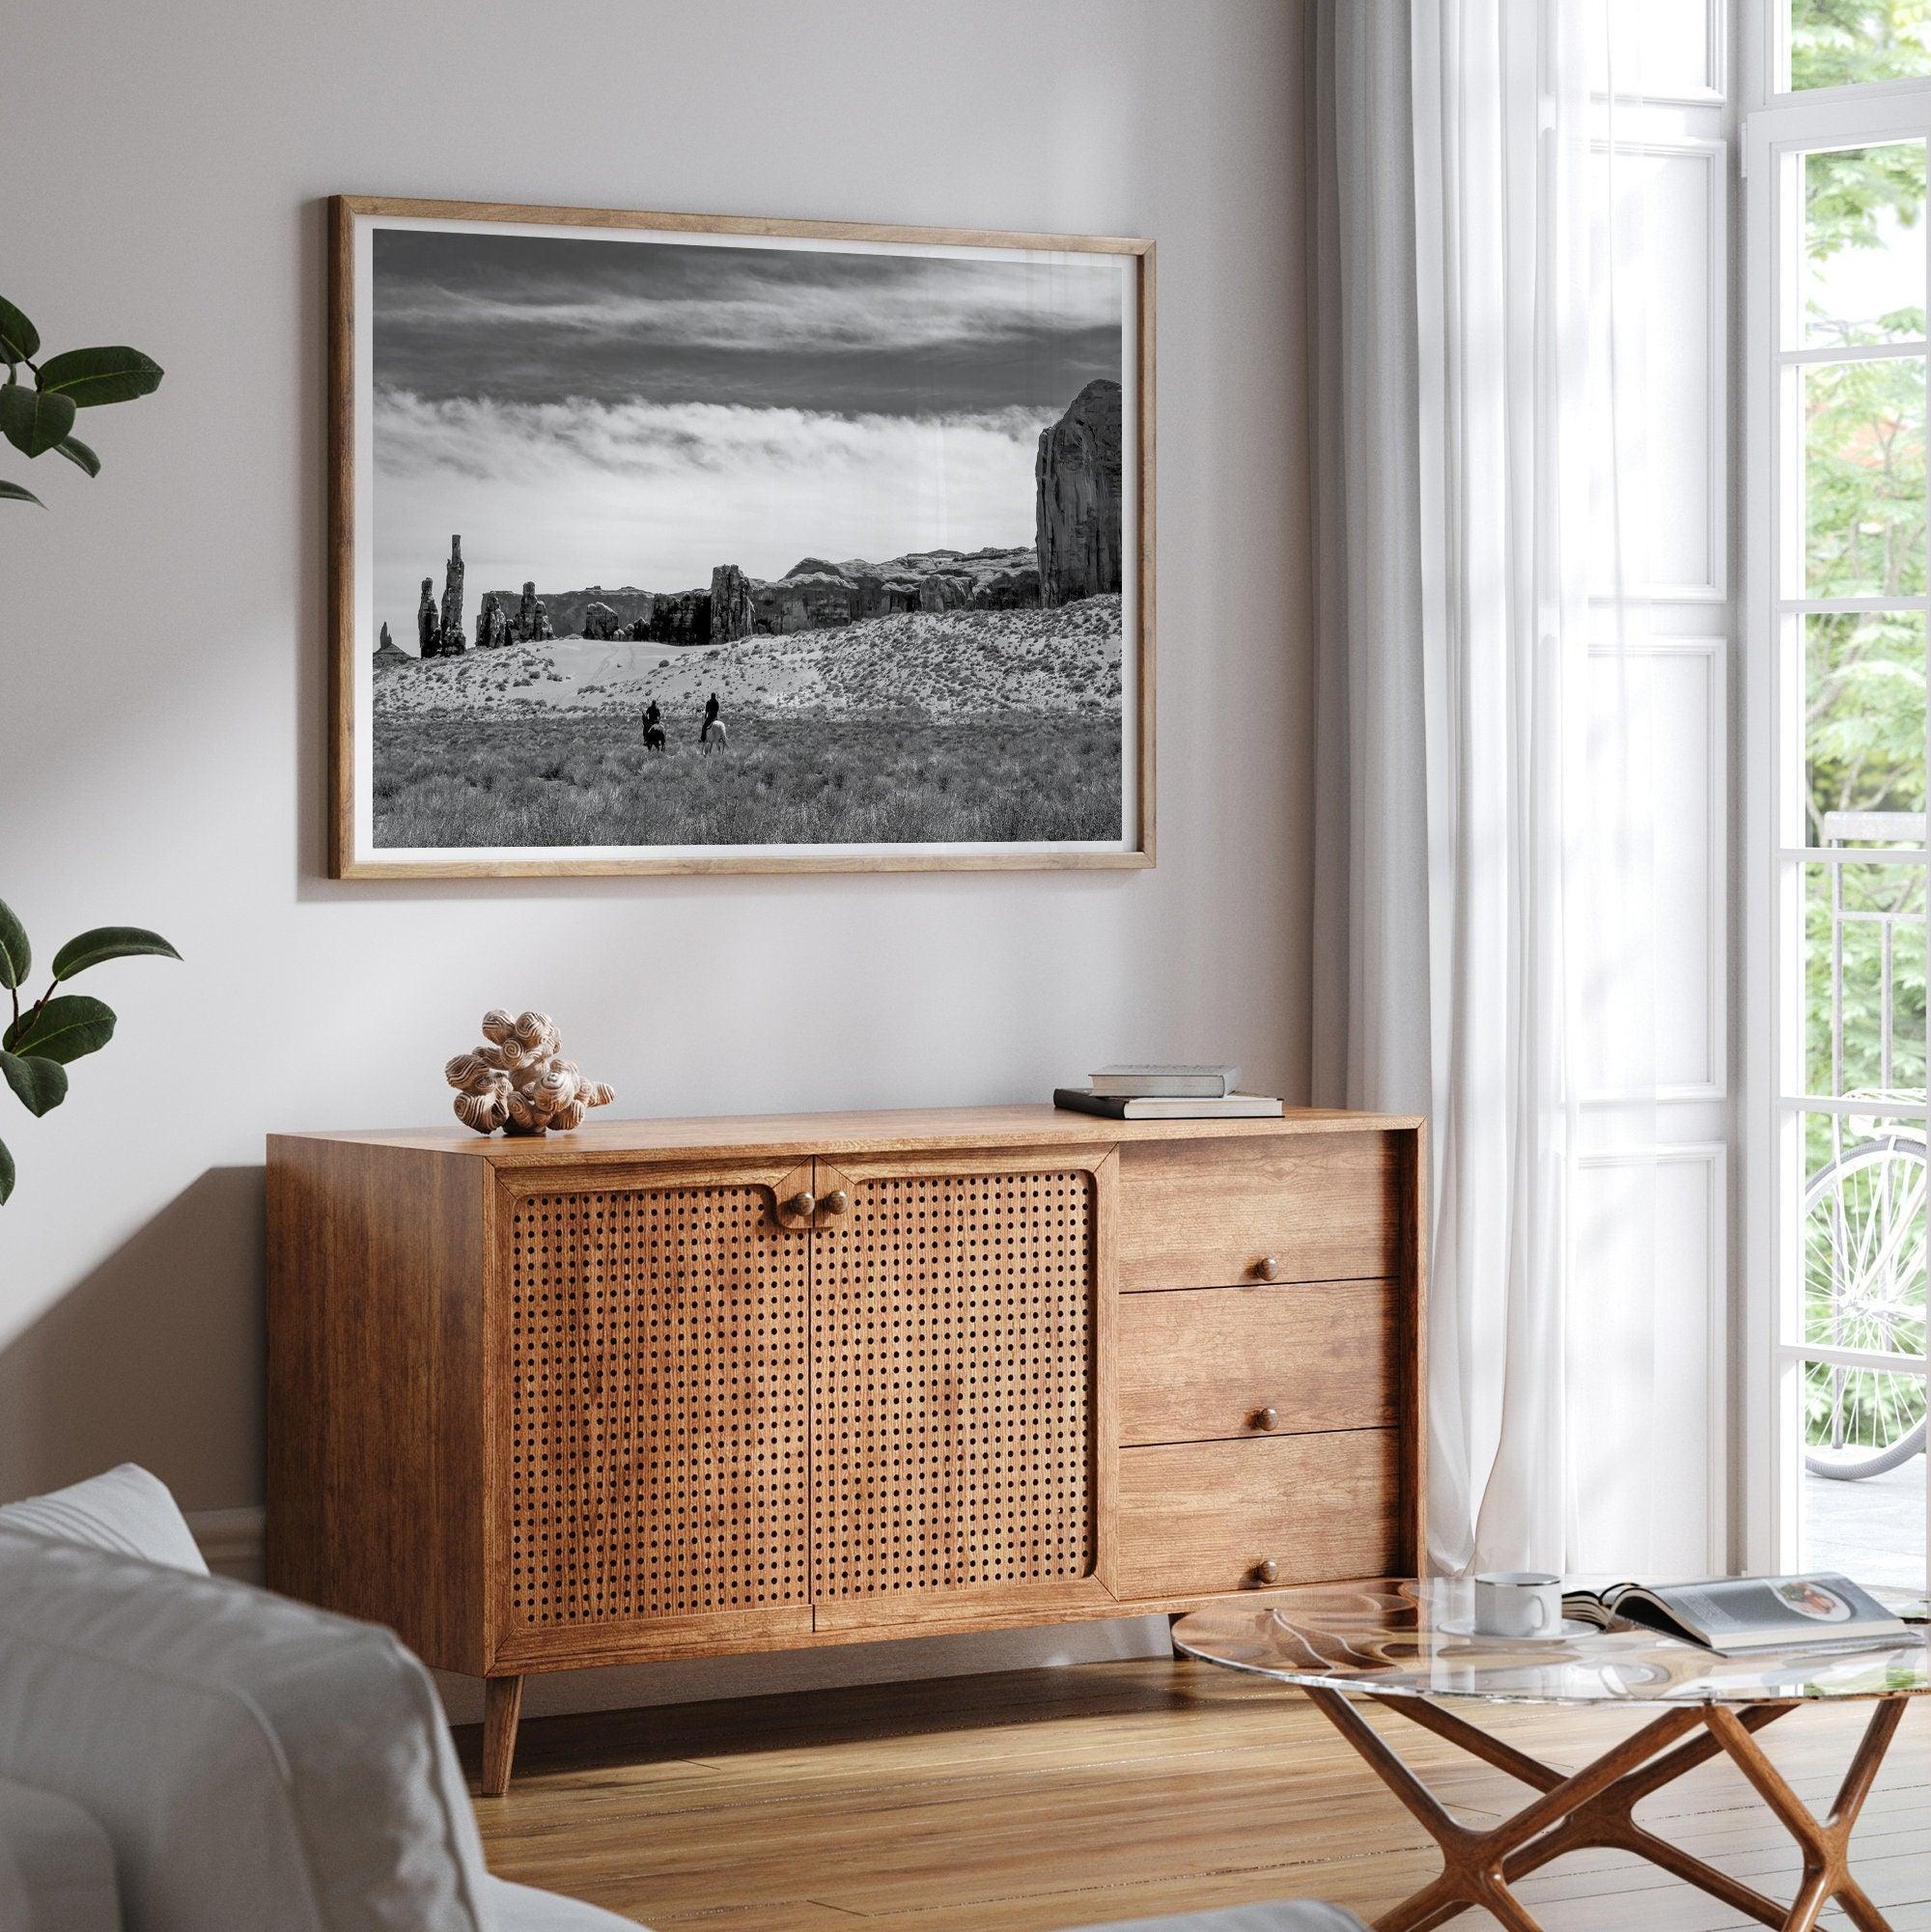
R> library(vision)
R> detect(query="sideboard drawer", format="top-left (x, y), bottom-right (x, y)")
top-left (1115, 1432), bottom-right (1400, 1599)
top-left (1117, 1134), bottom-right (1403, 1291)
top-left (1118, 1281), bottom-right (1398, 1445)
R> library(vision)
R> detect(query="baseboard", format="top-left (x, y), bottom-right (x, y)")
top-left (187, 1505), bottom-right (1175, 1723)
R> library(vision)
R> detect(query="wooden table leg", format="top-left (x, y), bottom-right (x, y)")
top-left (1298, 1690), bottom-right (1912, 1932)
top-left (1502, 1702), bottom-right (1802, 1928)
top-left (482, 1673), bottom-right (524, 1798)
top-left (1303, 1688), bottom-right (1700, 1931)
top-left (1702, 1699), bottom-right (1908, 1932)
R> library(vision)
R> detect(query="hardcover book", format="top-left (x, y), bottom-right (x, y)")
top-left (1054, 1087), bottom-right (1283, 1120)
top-left (1088, 1063), bottom-right (1239, 1098)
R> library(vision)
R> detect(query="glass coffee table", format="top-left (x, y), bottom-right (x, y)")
top-left (1173, 1579), bottom-right (1931, 1932)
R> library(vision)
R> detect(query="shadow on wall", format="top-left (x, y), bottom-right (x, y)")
top-left (0, 1166), bottom-right (266, 1510)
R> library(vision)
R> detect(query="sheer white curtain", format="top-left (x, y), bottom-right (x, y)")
top-left (1309, 0), bottom-right (1662, 1576)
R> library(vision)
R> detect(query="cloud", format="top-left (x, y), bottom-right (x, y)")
top-left (379, 262), bottom-right (1123, 356)
top-left (371, 231), bottom-right (1127, 413)
top-left (372, 389), bottom-right (1058, 627)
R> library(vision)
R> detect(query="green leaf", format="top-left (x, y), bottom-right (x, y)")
top-left (0, 1050), bottom-right (67, 1117)
top-left (0, 901), bottom-right (28, 989)
top-left (0, 382), bottom-right (77, 459)
top-left (4, 994), bottom-right (116, 1064)
top-left (0, 296), bottom-right (40, 364)
top-left (50, 926), bottom-right (180, 980)
top-left (53, 434), bottom-right (99, 478)
top-left (36, 347), bottom-right (163, 409)
top-left (0, 1133), bottom-right (14, 1205)
top-left (0, 478), bottom-right (44, 507)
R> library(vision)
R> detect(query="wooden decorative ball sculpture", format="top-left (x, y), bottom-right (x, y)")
top-left (444, 1009), bottom-right (614, 1136)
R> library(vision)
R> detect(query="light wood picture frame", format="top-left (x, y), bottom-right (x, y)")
top-left (327, 195), bottom-right (1155, 878)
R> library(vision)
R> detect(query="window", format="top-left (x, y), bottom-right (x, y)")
top-left (1748, 1), bottom-right (1931, 1595)
top-left (1784, 0), bottom-right (1931, 93)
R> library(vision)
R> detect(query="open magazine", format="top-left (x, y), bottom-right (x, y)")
top-left (1563, 1574), bottom-right (1915, 1657)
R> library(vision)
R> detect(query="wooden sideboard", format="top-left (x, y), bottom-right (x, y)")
top-left (266, 1105), bottom-right (1425, 1791)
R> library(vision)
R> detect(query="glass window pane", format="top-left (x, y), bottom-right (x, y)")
top-left (1800, 1365), bottom-right (1927, 1591)
top-left (1801, 1115), bottom-right (1928, 1356)
top-left (1803, 860), bottom-right (1927, 1096)
top-left (1804, 356), bottom-right (1927, 598)
top-left (1805, 613), bottom-right (1927, 842)
top-left (1802, 144), bottom-right (1926, 349)
top-left (1791, 0), bottom-right (1931, 91)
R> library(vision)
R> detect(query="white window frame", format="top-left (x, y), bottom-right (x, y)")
top-left (1742, 6), bottom-right (1931, 1591)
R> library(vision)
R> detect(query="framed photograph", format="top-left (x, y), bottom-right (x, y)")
top-left (327, 195), bottom-right (1154, 878)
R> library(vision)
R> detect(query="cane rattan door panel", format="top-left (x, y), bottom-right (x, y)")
top-left (809, 1161), bottom-right (1100, 1605)
top-left (505, 1177), bottom-right (809, 1632)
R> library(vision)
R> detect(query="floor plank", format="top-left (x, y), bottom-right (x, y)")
top-left (462, 1658), bottom-right (1931, 1930)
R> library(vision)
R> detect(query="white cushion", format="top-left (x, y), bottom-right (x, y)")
top-left (0, 1463), bottom-right (208, 1574)
top-left (1064, 1908), bottom-right (1365, 1931)
top-left (484, 1874), bottom-right (642, 1930)
top-left (0, 1774), bottom-right (121, 1932)
top-left (0, 1524), bottom-right (492, 1931)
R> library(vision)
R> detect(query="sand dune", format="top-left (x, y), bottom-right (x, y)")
top-left (373, 597), bottom-right (1123, 726)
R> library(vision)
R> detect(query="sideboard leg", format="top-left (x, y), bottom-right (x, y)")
top-left (482, 1674), bottom-right (524, 1797)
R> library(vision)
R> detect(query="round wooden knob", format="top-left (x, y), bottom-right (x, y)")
top-left (821, 1189), bottom-right (850, 1216)
top-left (787, 1190), bottom-right (816, 1219)
top-left (1255, 1254), bottom-right (1280, 1280)
top-left (1254, 1406), bottom-right (1278, 1432)
top-left (1255, 1557), bottom-right (1279, 1585)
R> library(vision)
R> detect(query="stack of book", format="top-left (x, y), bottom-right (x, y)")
top-left (1053, 1065), bottom-right (1285, 1120)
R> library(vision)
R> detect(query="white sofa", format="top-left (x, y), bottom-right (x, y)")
top-left (0, 1466), bottom-right (1361, 1932)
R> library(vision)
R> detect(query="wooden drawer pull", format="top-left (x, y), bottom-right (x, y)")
top-left (1254, 1406), bottom-right (1278, 1432)
top-left (820, 1189), bottom-right (850, 1217)
top-left (786, 1190), bottom-right (817, 1219)
top-left (1254, 1556), bottom-right (1279, 1585)
top-left (1254, 1254), bottom-right (1280, 1280)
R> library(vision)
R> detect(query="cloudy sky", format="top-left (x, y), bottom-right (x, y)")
top-left (371, 226), bottom-right (1124, 633)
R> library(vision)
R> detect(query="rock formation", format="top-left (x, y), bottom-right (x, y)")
top-left (374, 622), bottom-right (408, 666)
top-left (1035, 378), bottom-right (1124, 605)
top-left (711, 564), bottom-right (755, 641)
top-left (975, 559), bottom-right (1041, 609)
top-left (752, 560), bottom-right (875, 633)
top-left (471, 545), bottom-right (1047, 650)
top-left (512, 581), bottom-right (541, 641)
top-left (416, 577), bottom-right (439, 657)
top-left (747, 547), bottom-right (1039, 633)
top-left (917, 572), bottom-right (973, 614)
top-left (475, 592), bottom-right (511, 649)
top-left (645, 588), bottom-right (712, 645)
top-left (437, 535), bottom-right (466, 653)
top-left (493, 585), bottom-right (653, 638)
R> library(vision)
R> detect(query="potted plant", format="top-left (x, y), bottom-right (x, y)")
top-left (2, 291), bottom-right (175, 1204)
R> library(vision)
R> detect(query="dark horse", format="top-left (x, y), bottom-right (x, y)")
top-left (641, 698), bottom-right (665, 752)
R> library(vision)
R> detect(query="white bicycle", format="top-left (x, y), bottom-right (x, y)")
top-left (1803, 1127), bottom-right (1928, 1481)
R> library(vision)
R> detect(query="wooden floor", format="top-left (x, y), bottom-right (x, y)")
top-left (462, 1658), bottom-right (1931, 1931)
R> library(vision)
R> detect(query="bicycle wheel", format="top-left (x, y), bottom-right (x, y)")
top-left (1802, 1133), bottom-right (1929, 1481)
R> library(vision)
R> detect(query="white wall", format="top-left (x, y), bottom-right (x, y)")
top-left (0, 0), bottom-right (1313, 1714)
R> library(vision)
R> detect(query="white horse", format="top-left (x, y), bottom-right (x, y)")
top-left (701, 718), bottom-right (729, 754)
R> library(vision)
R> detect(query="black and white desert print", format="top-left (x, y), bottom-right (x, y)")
top-left (362, 220), bottom-right (1133, 856)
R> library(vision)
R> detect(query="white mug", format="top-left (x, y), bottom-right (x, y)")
top-left (1471, 1571), bottom-right (1563, 1640)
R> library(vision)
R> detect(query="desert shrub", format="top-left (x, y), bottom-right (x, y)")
top-left (372, 713), bottom-right (1123, 850)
